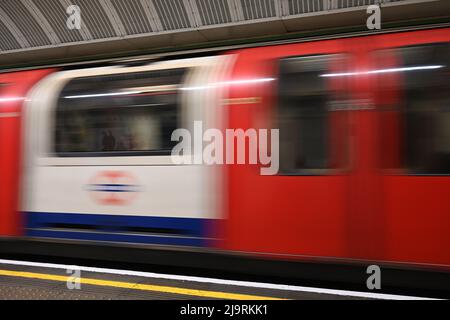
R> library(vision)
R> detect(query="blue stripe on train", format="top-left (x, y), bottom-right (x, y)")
top-left (24, 212), bottom-right (214, 247)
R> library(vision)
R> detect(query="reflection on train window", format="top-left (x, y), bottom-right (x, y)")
top-left (55, 68), bottom-right (186, 156)
top-left (378, 44), bottom-right (450, 174)
top-left (277, 54), bottom-right (349, 174)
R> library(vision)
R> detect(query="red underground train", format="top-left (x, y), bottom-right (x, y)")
top-left (0, 27), bottom-right (450, 272)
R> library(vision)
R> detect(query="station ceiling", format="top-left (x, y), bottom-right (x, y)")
top-left (0, 0), bottom-right (448, 67)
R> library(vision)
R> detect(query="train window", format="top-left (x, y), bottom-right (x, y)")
top-left (277, 54), bottom-right (349, 175)
top-left (54, 68), bottom-right (186, 156)
top-left (378, 44), bottom-right (450, 174)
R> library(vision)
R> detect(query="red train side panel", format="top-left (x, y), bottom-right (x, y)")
top-left (0, 69), bottom-right (53, 236)
top-left (373, 29), bottom-right (450, 266)
top-left (221, 28), bottom-right (450, 267)
top-left (222, 38), bottom-right (353, 259)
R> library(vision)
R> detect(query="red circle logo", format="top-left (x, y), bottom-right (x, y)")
top-left (87, 171), bottom-right (141, 205)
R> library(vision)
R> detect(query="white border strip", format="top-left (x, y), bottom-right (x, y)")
top-left (0, 259), bottom-right (439, 300)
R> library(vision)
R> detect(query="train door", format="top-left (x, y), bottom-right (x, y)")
top-left (0, 70), bottom-right (52, 236)
top-left (373, 29), bottom-right (450, 266)
top-left (222, 40), bottom-right (358, 258)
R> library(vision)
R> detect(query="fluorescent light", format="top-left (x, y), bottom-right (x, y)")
top-left (64, 91), bottom-right (141, 99)
top-left (127, 85), bottom-right (178, 93)
top-left (0, 97), bottom-right (25, 103)
top-left (64, 78), bottom-right (276, 96)
top-left (220, 78), bottom-right (276, 86)
top-left (181, 78), bottom-right (276, 91)
top-left (320, 72), bottom-right (360, 78)
top-left (320, 65), bottom-right (445, 78)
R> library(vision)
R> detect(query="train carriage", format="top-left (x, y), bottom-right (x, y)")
top-left (0, 27), bottom-right (449, 271)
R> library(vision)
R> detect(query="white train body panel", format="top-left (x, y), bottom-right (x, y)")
top-left (28, 165), bottom-right (209, 218)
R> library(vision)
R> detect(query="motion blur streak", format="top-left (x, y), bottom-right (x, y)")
top-left (180, 78), bottom-right (276, 91)
top-left (0, 97), bottom-right (25, 103)
top-left (64, 91), bottom-right (142, 99)
top-left (320, 65), bottom-right (445, 77)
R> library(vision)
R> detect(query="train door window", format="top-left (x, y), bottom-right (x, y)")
top-left (377, 44), bottom-right (450, 174)
top-left (277, 54), bottom-right (349, 175)
top-left (55, 68), bottom-right (186, 156)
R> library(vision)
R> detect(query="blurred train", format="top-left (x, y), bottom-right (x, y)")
top-left (1, 27), bottom-right (450, 271)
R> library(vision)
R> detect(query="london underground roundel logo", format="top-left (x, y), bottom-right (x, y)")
top-left (86, 171), bottom-right (141, 205)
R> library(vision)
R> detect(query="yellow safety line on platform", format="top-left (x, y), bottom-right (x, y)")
top-left (0, 269), bottom-right (284, 300)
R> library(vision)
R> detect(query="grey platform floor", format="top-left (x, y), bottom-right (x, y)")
top-left (0, 262), bottom-right (371, 300)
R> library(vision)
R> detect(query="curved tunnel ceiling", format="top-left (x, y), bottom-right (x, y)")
top-left (0, 0), bottom-right (448, 66)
